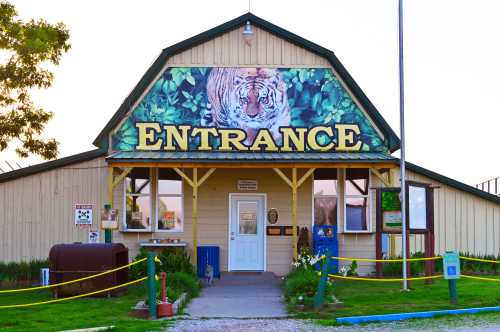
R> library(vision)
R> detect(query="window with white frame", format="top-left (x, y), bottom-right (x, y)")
top-left (313, 178), bottom-right (338, 227)
top-left (156, 169), bottom-right (183, 232)
top-left (124, 168), bottom-right (152, 231)
top-left (344, 169), bottom-right (370, 232)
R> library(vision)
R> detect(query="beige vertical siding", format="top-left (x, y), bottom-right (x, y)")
top-left (0, 157), bottom-right (108, 262)
top-left (391, 168), bottom-right (500, 257)
top-left (166, 26), bottom-right (330, 67)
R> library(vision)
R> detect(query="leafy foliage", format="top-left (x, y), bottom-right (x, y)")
top-left (113, 67), bottom-right (388, 152)
top-left (284, 268), bottom-right (334, 308)
top-left (0, 259), bottom-right (49, 287)
top-left (129, 248), bottom-right (196, 280)
top-left (0, 1), bottom-right (70, 159)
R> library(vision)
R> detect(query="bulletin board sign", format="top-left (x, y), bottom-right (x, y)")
top-left (381, 190), bottom-right (402, 232)
top-left (101, 209), bottom-right (118, 230)
top-left (74, 204), bottom-right (93, 225)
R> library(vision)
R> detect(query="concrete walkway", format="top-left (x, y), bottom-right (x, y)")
top-left (185, 272), bottom-right (288, 318)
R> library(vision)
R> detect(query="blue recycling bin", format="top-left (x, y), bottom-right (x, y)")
top-left (313, 225), bottom-right (339, 273)
top-left (197, 246), bottom-right (220, 279)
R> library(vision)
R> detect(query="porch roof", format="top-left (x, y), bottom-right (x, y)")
top-left (106, 151), bottom-right (397, 168)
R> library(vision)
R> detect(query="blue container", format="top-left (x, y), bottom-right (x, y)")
top-left (197, 246), bottom-right (220, 279)
top-left (313, 225), bottom-right (339, 273)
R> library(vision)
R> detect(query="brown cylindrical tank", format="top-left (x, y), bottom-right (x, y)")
top-left (49, 243), bottom-right (129, 297)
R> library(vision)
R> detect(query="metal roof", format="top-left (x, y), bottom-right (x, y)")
top-left (106, 151), bottom-right (396, 163)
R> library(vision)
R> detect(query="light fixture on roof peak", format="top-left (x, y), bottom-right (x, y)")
top-left (242, 21), bottom-right (254, 45)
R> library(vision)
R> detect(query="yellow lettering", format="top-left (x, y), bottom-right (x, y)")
top-left (164, 125), bottom-right (190, 151)
top-left (307, 126), bottom-right (335, 152)
top-left (279, 127), bottom-right (306, 152)
top-left (135, 122), bottom-right (163, 150)
top-left (249, 129), bottom-right (279, 152)
top-left (218, 129), bottom-right (248, 151)
top-left (335, 124), bottom-right (362, 152)
top-left (191, 127), bottom-right (218, 151)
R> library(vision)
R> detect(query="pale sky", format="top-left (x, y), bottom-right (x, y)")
top-left (2, 0), bottom-right (499, 187)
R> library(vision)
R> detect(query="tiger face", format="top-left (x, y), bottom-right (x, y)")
top-left (206, 67), bottom-right (291, 144)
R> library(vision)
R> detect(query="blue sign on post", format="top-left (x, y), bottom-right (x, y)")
top-left (443, 251), bottom-right (460, 280)
top-left (443, 251), bottom-right (460, 304)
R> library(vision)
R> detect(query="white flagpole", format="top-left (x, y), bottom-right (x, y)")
top-left (398, 0), bottom-right (408, 290)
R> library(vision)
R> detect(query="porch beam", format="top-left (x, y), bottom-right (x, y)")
top-left (198, 168), bottom-right (216, 187)
top-left (297, 168), bottom-right (316, 188)
top-left (109, 162), bottom-right (397, 169)
top-left (107, 167), bottom-right (114, 207)
top-left (273, 168), bottom-right (293, 188)
top-left (371, 168), bottom-right (391, 187)
top-left (173, 168), bottom-right (195, 188)
top-left (112, 167), bottom-right (133, 188)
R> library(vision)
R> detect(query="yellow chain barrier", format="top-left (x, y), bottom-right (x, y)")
top-left (461, 275), bottom-right (500, 282)
top-left (0, 257), bottom-right (147, 294)
top-left (328, 274), bottom-right (443, 282)
top-left (330, 256), bottom-right (441, 263)
top-left (0, 276), bottom-right (147, 309)
top-left (460, 256), bottom-right (500, 264)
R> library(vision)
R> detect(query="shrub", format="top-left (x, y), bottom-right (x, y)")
top-left (167, 272), bottom-right (201, 298)
top-left (0, 259), bottom-right (49, 286)
top-left (129, 248), bottom-right (195, 280)
top-left (284, 267), bottom-right (334, 307)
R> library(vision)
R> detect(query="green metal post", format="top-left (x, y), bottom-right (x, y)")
top-left (104, 204), bottom-right (112, 244)
top-left (147, 252), bottom-right (157, 319)
top-left (448, 279), bottom-right (457, 304)
top-left (314, 251), bottom-right (331, 310)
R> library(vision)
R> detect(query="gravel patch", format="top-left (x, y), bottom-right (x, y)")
top-left (167, 313), bottom-right (500, 332)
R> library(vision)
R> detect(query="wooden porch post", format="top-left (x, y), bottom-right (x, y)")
top-left (173, 167), bottom-right (216, 270)
top-left (292, 168), bottom-right (298, 260)
top-left (192, 168), bottom-right (198, 269)
top-left (273, 167), bottom-right (315, 260)
top-left (106, 166), bottom-right (133, 243)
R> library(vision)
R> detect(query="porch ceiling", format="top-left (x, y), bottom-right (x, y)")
top-left (106, 151), bottom-right (397, 168)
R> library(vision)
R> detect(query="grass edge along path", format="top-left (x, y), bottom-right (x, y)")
top-left (0, 284), bottom-right (172, 332)
top-left (290, 275), bottom-right (500, 325)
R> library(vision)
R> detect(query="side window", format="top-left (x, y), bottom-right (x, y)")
top-left (124, 168), bottom-right (152, 231)
top-left (314, 179), bottom-right (338, 227)
top-left (157, 169), bottom-right (183, 232)
top-left (344, 169), bottom-right (370, 232)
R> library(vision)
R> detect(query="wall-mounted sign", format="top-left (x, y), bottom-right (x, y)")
top-left (88, 230), bottom-right (99, 243)
top-left (112, 67), bottom-right (388, 153)
top-left (162, 211), bottom-right (176, 229)
top-left (74, 204), bottom-right (93, 225)
top-left (101, 209), bottom-right (118, 230)
top-left (381, 191), bottom-right (402, 232)
top-left (267, 208), bottom-right (278, 224)
top-left (237, 180), bottom-right (258, 191)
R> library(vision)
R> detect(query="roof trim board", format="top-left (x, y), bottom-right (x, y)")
top-left (93, 12), bottom-right (400, 151)
top-left (0, 149), bottom-right (107, 184)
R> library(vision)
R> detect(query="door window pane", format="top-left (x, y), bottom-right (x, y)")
top-left (238, 201), bottom-right (257, 235)
top-left (314, 197), bottom-right (337, 226)
top-left (157, 196), bottom-right (183, 231)
top-left (345, 197), bottom-right (368, 231)
top-left (125, 196), bottom-right (151, 229)
top-left (409, 186), bottom-right (427, 229)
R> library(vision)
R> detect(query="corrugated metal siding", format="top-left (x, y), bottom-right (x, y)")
top-left (0, 157), bottom-right (107, 262)
top-left (166, 26), bottom-right (330, 67)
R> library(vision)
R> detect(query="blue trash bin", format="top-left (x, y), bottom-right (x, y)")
top-left (197, 246), bottom-right (220, 279)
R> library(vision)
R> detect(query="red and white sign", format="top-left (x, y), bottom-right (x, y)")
top-left (74, 204), bottom-right (93, 225)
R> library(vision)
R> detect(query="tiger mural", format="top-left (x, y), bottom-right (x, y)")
top-left (204, 67), bottom-right (291, 145)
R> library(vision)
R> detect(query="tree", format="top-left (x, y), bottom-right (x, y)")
top-left (0, 1), bottom-right (70, 159)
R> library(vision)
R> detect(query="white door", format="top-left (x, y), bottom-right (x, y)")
top-left (229, 195), bottom-right (265, 271)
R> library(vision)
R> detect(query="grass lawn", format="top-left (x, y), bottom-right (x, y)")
top-left (291, 275), bottom-right (500, 324)
top-left (0, 284), bottom-right (171, 332)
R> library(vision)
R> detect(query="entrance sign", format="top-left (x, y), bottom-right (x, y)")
top-left (112, 67), bottom-right (388, 153)
top-left (237, 180), bottom-right (258, 191)
top-left (74, 204), bottom-right (93, 225)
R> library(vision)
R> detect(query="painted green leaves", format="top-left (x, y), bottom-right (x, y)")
top-left (112, 67), bottom-right (387, 153)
